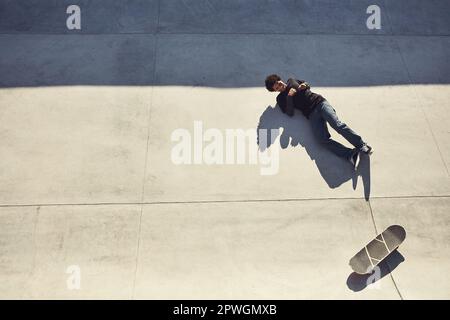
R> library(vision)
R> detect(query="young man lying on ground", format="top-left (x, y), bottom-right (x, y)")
top-left (265, 74), bottom-right (372, 169)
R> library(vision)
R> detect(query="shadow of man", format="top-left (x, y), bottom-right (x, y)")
top-left (257, 104), bottom-right (371, 199)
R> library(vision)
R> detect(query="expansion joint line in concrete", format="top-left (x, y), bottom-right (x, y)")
top-left (131, 0), bottom-right (161, 300)
top-left (1, 195), bottom-right (450, 208)
top-left (365, 199), bottom-right (404, 300)
top-left (388, 24), bottom-right (450, 177)
top-left (0, 32), bottom-right (449, 37)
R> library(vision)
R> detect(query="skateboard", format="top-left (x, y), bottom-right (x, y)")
top-left (349, 225), bottom-right (406, 274)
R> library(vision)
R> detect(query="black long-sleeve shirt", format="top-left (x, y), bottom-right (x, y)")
top-left (276, 78), bottom-right (325, 119)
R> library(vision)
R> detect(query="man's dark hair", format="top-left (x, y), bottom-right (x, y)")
top-left (265, 74), bottom-right (281, 92)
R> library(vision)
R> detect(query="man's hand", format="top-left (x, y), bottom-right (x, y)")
top-left (288, 88), bottom-right (297, 96)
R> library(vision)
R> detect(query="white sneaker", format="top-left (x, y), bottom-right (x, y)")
top-left (360, 144), bottom-right (373, 155)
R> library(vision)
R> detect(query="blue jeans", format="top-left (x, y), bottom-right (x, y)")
top-left (309, 100), bottom-right (364, 159)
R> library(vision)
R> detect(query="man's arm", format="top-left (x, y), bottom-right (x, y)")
top-left (277, 94), bottom-right (294, 117)
top-left (285, 95), bottom-right (295, 116)
top-left (296, 79), bottom-right (311, 90)
top-left (287, 78), bottom-right (310, 93)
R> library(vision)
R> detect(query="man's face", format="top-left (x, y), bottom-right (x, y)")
top-left (272, 80), bottom-right (287, 92)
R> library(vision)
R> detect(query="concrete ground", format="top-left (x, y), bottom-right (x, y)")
top-left (0, 0), bottom-right (449, 299)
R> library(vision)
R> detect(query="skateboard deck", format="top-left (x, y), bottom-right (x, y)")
top-left (349, 225), bottom-right (406, 274)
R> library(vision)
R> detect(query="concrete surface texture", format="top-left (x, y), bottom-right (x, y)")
top-left (0, 0), bottom-right (449, 299)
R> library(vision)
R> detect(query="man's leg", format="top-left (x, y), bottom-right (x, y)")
top-left (309, 107), bottom-right (355, 159)
top-left (319, 100), bottom-right (365, 149)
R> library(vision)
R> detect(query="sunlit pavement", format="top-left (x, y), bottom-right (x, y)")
top-left (0, 1), bottom-right (449, 299)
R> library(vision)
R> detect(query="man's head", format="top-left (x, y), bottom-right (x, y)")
top-left (265, 74), bottom-right (287, 92)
